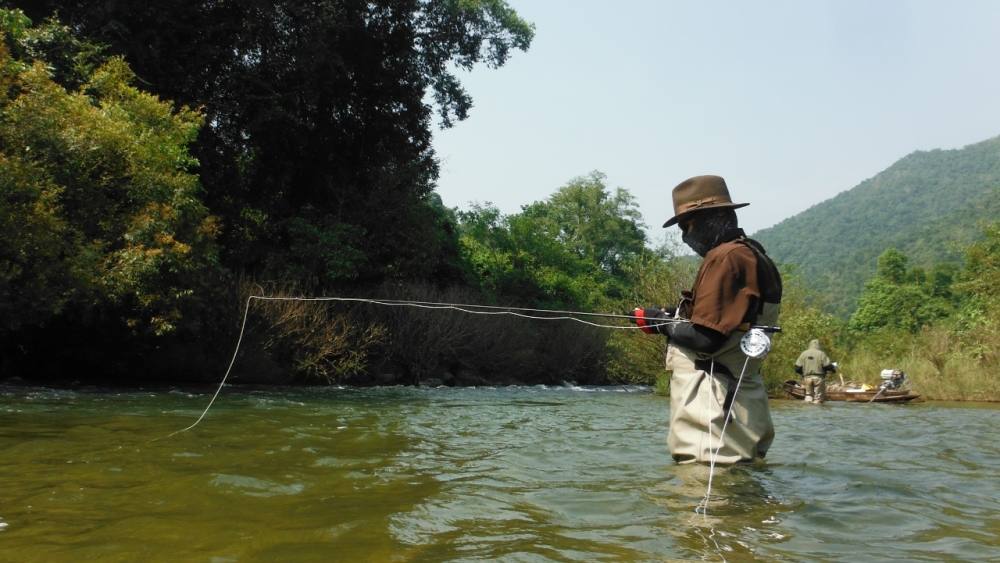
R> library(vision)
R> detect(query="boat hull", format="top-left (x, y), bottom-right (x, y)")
top-left (782, 380), bottom-right (920, 403)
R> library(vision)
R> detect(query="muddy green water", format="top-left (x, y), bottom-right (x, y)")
top-left (1, 385), bottom-right (997, 562)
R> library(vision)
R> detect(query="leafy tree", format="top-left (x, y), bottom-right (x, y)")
top-left (876, 248), bottom-right (908, 284)
top-left (455, 174), bottom-right (675, 384)
top-left (953, 222), bottom-right (1000, 332)
top-left (520, 172), bottom-right (647, 276)
top-left (457, 202), bottom-right (596, 308)
top-left (458, 173), bottom-right (649, 310)
top-left (848, 248), bottom-right (953, 333)
top-left (956, 223), bottom-right (1000, 306)
top-left (0, 10), bottom-right (219, 372)
top-left (21, 0), bottom-right (534, 286)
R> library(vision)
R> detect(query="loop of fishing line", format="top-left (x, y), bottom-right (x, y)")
top-left (165, 294), bottom-right (771, 518)
top-left (164, 295), bottom-right (682, 437)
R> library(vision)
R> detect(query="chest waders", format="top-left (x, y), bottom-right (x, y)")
top-left (666, 238), bottom-right (781, 464)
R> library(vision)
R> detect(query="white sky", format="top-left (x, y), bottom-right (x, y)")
top-left (430, 0), bottom-right (1000, 243)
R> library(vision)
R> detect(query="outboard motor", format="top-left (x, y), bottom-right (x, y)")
top-left (879, 369), bottom-right (907, 391)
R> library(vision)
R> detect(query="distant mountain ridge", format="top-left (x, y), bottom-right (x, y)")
top-left (753, 135), bottom-right (1000, 316)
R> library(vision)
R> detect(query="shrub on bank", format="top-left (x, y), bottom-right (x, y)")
top-left (237, 282), bottom-right (611, 386)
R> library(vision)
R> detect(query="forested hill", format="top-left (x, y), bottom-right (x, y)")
top-left (754, 134), bottom-right (1000, 316)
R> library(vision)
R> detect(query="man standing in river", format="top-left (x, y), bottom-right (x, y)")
top-left (633, 175), bottom-right (782, 464)
top-left (795, 339), bottom-right (836, 404)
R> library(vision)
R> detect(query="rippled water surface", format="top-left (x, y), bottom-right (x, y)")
top-left (1, 384), bottom-right (998, 562)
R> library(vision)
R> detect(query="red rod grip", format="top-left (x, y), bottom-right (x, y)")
top-left (633, 307), bottom-right (656, 335)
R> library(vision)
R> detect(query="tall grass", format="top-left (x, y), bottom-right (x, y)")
top-left (837, 324), bottom-right (1000, 401)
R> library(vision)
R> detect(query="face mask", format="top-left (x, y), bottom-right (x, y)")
top-left (682, 230), bottom-right (714, 257)
top-left (681, 211), bottom-right (734, 256)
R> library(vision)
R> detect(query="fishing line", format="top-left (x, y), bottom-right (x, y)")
top-left (251, 295), bottom-right (684, 329)
top-left (259, 296), bottom-right (651, 321)
top-left (164, 295), bottom-right (681, 437)
top-left (697, 356), bottom-right (752, 517)
top-left (166, 293), bottom-right (777, 520)
top-left (165, 294), bottom-right (775, 521)
top-left (162, 295), bottom-right (255, 439)
top-left (700, 360), bottom-right (719, 512)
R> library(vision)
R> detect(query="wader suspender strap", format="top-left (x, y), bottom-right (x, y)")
top-left (693, 359), bottom-right (738, 414)
top-left (714, 238), bottom-right (780, 414)
top-left (736, 237), bottom-right (782, 324)
top-left (722, 382), bottom-right (737, 414)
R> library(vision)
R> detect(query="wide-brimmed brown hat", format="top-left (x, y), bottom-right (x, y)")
top-left (662, 175), bottom-right (749, 228)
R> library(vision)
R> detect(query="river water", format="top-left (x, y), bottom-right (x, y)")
top-left (1, 384), bottom-right (997, 562)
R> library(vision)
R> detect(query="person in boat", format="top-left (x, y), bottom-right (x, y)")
top-left (632, 175), bottom-right (783, 464)
top-left (794, 339), bottom-right (836, 404)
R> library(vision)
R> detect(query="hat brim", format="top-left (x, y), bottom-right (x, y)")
top-left (662, 202), bottom-right (749, 228)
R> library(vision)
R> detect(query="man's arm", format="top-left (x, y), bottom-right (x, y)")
top-left (663, 321), bottom-right (728, 354)
top-left (630, 308), bottom-right (727, 352)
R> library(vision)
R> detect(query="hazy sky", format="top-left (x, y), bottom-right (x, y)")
top-left (431, 0), bottom-right (1000, 242)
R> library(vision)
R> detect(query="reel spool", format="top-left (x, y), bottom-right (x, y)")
top-left (739, 328), bottom-right (772, 359)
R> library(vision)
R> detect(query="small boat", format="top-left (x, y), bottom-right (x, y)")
top-left (782, 380), bottom-right (921, 403)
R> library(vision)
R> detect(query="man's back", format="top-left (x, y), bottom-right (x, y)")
top-left (796, 340), bottom-right (830, 375)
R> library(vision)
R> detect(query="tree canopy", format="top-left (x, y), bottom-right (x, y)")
top-left (457, 172), bottom-right (650, 310)
top-left (20, 0), bottom-right (535, 286)
top-left (847, 248), bottom-right (956, 333)
top-left (0, 10), bottom-right (218, 340)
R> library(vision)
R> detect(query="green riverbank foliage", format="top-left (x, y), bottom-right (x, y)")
top-left (1, 7), bottom-right (997, 399)
top-left (0, 4), bottom-right (535, 382)
top-left (1, 10), bottom-right (224, 375)
top-left (778, 225), bottom-right (1000, 401)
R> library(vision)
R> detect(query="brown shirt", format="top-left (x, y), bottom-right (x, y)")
top-left (688, 238), bottom-right (779, 335)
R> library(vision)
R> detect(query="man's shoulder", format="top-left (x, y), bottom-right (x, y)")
top-left (704, 239), bottom-right (757, 264)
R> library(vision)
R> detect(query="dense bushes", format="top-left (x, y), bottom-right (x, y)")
top-left (0, 10), bottom-right (226, 377)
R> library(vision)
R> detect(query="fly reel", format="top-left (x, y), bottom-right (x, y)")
top-left (739, 328), bottom-right (772, 359)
